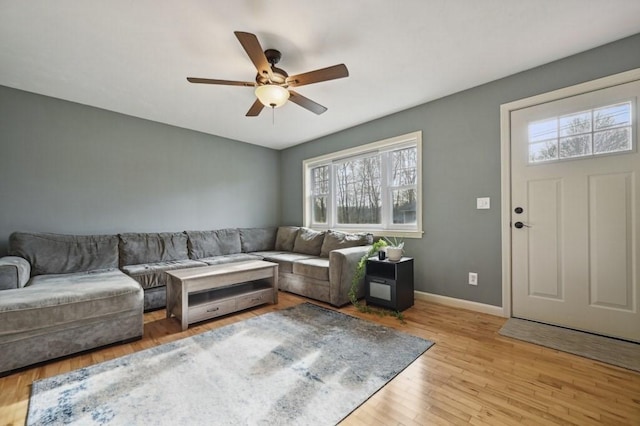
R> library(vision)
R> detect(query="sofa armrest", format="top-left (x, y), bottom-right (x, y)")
top-left (328, 245), bottom-right (372, 307)
top-left (0, 256), bottom-right (31, 290)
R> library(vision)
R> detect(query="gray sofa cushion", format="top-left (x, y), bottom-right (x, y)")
top-left (121, 259), bottom-right (206, 290)
top-left (293, 258), bottom-right (330, 281)
top-left (274, 226), bottom-right (299, 251)
top-left (9, 232), bottom-right (119, 276)
top-left (185, 229), bottom-right (241, 259)
top-left (292, 227), bottom-right (326, 256)
top-left (239, 227), bottom-right (277, 253)
top-left (119, 232), bottom-right (189, 267)
top-left (259, 252), bottom-right (316, 274)
top-left (197, 253), bottom-right (262, 266)
top-left (319, 230), bottom-right (373, 257)
top-left (250, 250), bottom-right (288, 259)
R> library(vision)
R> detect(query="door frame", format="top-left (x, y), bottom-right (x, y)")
top-left (499, 67), bottom-right (640, 318)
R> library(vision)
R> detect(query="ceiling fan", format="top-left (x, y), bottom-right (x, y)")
top-left (187, 31), bottom-right (349, 117)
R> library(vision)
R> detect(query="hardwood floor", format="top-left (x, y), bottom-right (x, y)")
top-left (1, 292), bottom-right (639, 425)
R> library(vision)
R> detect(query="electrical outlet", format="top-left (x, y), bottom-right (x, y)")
top-left (468, 272), bottom-right (478, 286)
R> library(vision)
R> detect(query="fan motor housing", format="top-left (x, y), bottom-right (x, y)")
top-left (257, 49), bottom-right (288, 85)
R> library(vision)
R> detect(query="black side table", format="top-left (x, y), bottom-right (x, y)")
top-left (365, 257), bottom-right (414, 311)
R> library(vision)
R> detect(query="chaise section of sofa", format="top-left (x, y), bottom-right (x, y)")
top-left (1, 232), bottom-right (143, 375)
top-left (0, 269), bottom-right (143, 374)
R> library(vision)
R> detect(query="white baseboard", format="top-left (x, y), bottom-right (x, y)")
top-left (414, 291), bottom-right (506, 317)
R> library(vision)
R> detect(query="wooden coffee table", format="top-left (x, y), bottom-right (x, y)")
top-left (166, 260), bottom-right (278, 330)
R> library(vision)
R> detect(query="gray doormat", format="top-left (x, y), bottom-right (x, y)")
top-left (499, 318), bottom-right (640, 372)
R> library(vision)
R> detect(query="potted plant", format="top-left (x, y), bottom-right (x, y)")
top-left (383, 236), bottom-right (404, 261)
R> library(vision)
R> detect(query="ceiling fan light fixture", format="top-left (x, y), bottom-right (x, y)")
top-left (255, 84), bottom-right (289, 108)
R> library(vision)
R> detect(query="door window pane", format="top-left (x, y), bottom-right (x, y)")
top-left (594, 127), bottom-right (632, 154)
top-left (594, 103), bottom-right (631, 130)
top-left (529, 119), bottom-right (557, 143)
top-left (559, 111), bottom-right (591, 137)
top-left (529, 140), bottom-right (558, 162)
top-left (559, 135), bottom-right (592, 158)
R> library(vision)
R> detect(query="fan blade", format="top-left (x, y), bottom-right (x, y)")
top-left (187, 77), bottom-right (255, 87)
top-left (246, 99), bottom-right (264, 117)
top-left (289, 90), bottom-right (327, 115)
top-left (286, 64), bottom-right (349, 87)
top-left (234, 31), bottom-right (272, 79)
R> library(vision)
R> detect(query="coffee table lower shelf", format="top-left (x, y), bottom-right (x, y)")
top-left (165, 261), bottom-right (279, 330)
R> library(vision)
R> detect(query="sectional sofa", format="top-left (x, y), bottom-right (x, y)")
top-left (0, 226), bottom-right (372, 374)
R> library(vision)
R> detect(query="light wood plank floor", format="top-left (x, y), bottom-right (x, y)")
top-left (1, 292), bottom-right (639, 425)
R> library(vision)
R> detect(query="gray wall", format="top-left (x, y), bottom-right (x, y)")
top-left (280, 33), bottom-right (640, 307)
top-left (2, 33), bottom-right (639, 306)
top-left (0, 86), bottom-right (280, 255)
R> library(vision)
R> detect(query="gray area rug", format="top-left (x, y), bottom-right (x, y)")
top-left (500, 318), bottom-right (640, 372)
top-left (27, 303), bottom-right (433, 425)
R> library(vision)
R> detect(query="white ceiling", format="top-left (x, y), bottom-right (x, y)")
top-left (1, 1), bottom-right (640, 150)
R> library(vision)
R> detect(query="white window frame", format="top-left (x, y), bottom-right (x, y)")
top-left (303, 131), bottom-right (423, 238)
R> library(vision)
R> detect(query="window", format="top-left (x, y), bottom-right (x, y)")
top-left (528, 101), bottom-right (633, 163)
top-left (304, 131), bottom-right (422, 237)
top-left (311, 165), bottom-right (329, 223)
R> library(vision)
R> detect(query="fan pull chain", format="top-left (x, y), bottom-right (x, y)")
top-left (271, 105), bottom-right (275, 125)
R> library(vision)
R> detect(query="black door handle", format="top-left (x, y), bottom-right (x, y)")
top-left (514, 221), bottom-right (531, 229)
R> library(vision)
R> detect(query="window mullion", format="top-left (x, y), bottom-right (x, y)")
top-left (380, 151), bottom-right (390, 228)
top-left (329, 162), bottom-right (336, 228)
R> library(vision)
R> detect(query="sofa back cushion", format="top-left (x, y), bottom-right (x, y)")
top-left (185, 229), bottom-right (241, 259)
top-left (9, 232), bottom-right (119, 276)
top-left (239, 227), bottom-right (277, 253)
top-left (292, 227), bottom-right (326, 256)
top-left (275, 226), bottom-right (299, 251)
top-left (319, 230), bottom-right (373, 257)
top-left (119, 232), bottom-right (188, 266)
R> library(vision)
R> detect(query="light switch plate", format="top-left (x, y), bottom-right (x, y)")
top-left (476, 197), bottom-right (490, 209)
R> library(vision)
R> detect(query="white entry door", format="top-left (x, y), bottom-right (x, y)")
top-left (511, 80), bottom-right (640, 342)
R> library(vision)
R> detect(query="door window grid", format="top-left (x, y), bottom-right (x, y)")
top-left (528, 101), bottom-right (633, 163)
